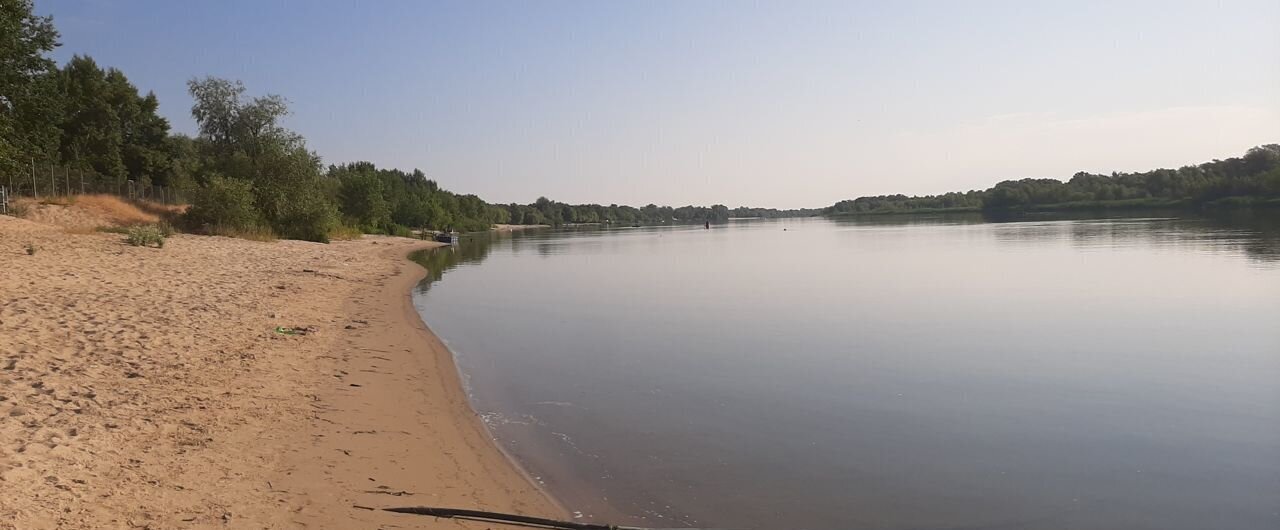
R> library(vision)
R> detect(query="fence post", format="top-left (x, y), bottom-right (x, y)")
top-left (31, 158), bottom-right (37, 197)
top-left (50, 164), bottom-right (55, 197)
top-left (64, 168), bottom-right (69, 197)
top-left (80, 170), bottom-right (85, 195)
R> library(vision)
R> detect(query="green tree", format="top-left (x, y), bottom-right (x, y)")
top-left (57, 55), bottom-right (125, 180)
top-left (53, 55), bottom-right (172, 188)
top-left (185, 77), bottom-right (336, 242)
top-left (336, 168), bottom-right (392, 232)
top-left (187, 77), bottom-right (296, 160)
top-left (114, 79), bottom-right (171, 185)
top-left (162, 133), bottom-right (201, 194)
top-left (0, 0), bottom-right (61, 173)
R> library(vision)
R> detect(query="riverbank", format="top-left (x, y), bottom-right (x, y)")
top-left (824, 195), bottom-right (1280, 217)
top-left (275, 240), bottom-right (562, 527)
top-left (0, 214), bottom-right (559, 528)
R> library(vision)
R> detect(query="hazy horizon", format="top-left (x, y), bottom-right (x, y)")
top-left (39, 0), bottom-right (1280, 209)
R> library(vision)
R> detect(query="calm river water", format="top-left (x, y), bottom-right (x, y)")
top-left (410, 212), bottom-right (1280, 530)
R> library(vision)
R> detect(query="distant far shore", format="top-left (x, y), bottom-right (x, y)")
top-left (826, 196), bottom-right (1280, 218)
top-left (489, 195), bottom-right (1280, 229)
top-left (493, 223), bottom-right (551, 231)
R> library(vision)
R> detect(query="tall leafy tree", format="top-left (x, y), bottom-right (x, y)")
top-left (0, 0), bottom-right (60, 173)
top-left (185, 77), bottom-right (336, 241)
top-left (57, 55), bottom-right (124, 180)
top-left (333, 162), bottom-right (392, 232)
top-left (54, 55), bottom-right (172, 186)
top-left (187, 77), bottom-right (297, 161)
top-left (160, 133), bottom-right (201, 193)
top-left (109, 71), bottom-right (170, 185)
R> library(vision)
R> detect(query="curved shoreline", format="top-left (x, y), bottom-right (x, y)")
top-left (0, 222), bottom-right (561, 527)
top-left (276, 241), bottom-right (565, 527)
top-left (402, 247), bottom-right (572, 517)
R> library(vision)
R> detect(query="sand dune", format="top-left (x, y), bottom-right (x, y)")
top-left (0, 215), bottom-right (557, 528)
top-left (11, 195), bottom-right (179, 231)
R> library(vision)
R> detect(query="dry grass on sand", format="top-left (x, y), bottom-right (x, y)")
top-left (13, 194), bottom-right (182, 231)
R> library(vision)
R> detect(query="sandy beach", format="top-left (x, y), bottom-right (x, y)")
top-left (0, 208), bottom-right (559, 528)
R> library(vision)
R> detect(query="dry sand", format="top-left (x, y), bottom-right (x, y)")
top-left (0, 213), bottom-right (560, 528)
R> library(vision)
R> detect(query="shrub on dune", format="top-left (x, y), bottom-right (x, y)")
top-left (125, 225), bottom-right (166, 248)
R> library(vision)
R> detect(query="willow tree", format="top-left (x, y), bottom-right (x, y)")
top-left (185, 77), bottom-right (336, 241)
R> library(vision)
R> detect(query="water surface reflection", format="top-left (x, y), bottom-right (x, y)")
top-left (410, 213), bottom-right (1280, 530)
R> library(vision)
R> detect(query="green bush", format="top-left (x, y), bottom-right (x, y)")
top-left (184, 176), bottom-right (259, 231)
top-left (272, 189), bottom-right (339, 243)
top-left (126, 225), bottom-right (166, 248)
top-left (388, 223), bottom-right (414, 238)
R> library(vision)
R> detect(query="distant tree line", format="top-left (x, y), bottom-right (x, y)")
top-left (826, 145), bottom-right (1280, 215)
top-left (1, 1), bottom-right (813, 241)
top-left (495, 199), bottom-right (818, 227)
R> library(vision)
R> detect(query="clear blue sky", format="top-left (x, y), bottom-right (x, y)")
top-left (38, 0), bottom-right (1280, 208)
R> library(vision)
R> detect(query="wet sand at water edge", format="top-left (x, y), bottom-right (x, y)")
top-left (0, 212), bottom-right (560, 528)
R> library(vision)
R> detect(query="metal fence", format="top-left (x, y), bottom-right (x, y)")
top-left (2, 160), bottom-right (184, 205)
